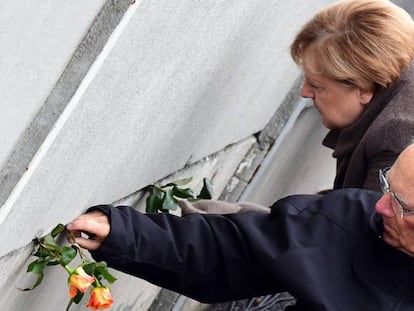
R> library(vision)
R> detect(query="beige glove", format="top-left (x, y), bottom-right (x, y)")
top-left (179, 199), bottom-right (270, 215)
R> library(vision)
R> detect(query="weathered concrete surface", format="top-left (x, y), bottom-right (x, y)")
top-left (0, 0), bottom-right (132, 215)
top-left (0, 0), bottom-right (342, 310)
top-left (241, 103), bottom-right (335, 206)
top-left (0, 0), bottom-right (104, 166)
top-left (0, 136), bottom-right (256, 310)
top-left (0, 0), bottom-right (107, 201)
top-left (0, 0), bottom-right (336, 260)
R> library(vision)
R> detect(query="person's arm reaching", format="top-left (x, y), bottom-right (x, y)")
top-left (66, 202), bottom-right (283, 303)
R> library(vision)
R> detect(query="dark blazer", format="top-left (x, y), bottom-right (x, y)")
top-left (89, 189), bottom-right (414, 311)
top-left (323, 63), bottom-right (414, 192)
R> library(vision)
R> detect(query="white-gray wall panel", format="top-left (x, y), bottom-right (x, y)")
top-left (0, 137), bottom-right (255, 310)
top-left (1, 0), bottom-right (341, 309)
top-left (0, 0), bottom-right (106, 169)
top-left (0, 0), bottom-right (336, 258)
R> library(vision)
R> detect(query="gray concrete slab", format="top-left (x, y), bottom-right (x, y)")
top-left (0, 0), bottom-right (106, 170)
top-left (0, 136), bottom-right (256, 310)
top-left (241, 102), bottom-right (336, 206)
top-left (0, 0), bottom-right (337, 262)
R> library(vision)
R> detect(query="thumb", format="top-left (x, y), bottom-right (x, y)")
top-left (73, 236), bottom-right (102, 251)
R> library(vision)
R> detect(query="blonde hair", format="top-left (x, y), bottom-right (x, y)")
top-left (291, 0), bottom-right (414, 90)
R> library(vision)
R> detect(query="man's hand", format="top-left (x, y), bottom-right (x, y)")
top-left (66, 211), bottom-right (110, 251)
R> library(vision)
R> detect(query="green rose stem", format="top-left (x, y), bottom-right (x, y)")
top-left (22, 223), bottom-right (117, 311)
top-left (64, 265), bottom-right (74, 274)
top-left (22, 177), bottom-right (211, 309)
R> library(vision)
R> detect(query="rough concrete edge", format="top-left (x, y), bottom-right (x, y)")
top-left (111, 136), bottom-right (256, 210)
top-left (148, 289), bottom-right (181, 311)
top-left (0, 0), bottom-right (132, 208)
top-left (257, 75), bottom-right (304, 147)
top-left (0, 243), bottom-right (33, 293)
top-left (219, 74), bottom-right (304, 203)
top-left (0, 134), bottom-right (254, 302)
top-left (149, 74), bottom-right (305, 311)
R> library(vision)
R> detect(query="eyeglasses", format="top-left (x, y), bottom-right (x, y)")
top-left (379, 167), bottom-right (414, 218)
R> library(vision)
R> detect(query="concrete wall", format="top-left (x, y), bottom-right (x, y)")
top-left (0, 0), bottom-right (339, 310)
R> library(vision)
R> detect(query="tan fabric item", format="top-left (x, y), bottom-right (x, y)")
top-left (179, 199), bottom-right (270, 215)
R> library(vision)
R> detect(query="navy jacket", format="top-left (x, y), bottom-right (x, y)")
top-left (89, 189), bottom-right (414, 311)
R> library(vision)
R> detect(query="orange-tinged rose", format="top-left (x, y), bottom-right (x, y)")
top-left (86, 286), bottom-right (114, 310)
top-left (68, 266), bottom-right (95, 298)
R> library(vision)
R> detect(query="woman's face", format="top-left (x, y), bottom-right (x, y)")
top-left (301, 52), bottom-right (374, 129)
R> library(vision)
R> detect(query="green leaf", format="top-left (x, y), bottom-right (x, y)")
top-left (163, 177), bottom-right (192, 187)
top-left (96, 267), bottom-right (117, 284)
top-left (73, 291), bottom-right (84, 304)
top-left (162, 190), bottom-right (178, 211)
top-left (146, 194), bottom-right (163, 213)
top-left (197, 178), bottom-right (213, 200)
top-left (18, 272), bottom-right (44, 291)
top-left (82, 262), bottom-right (96, 275)
top-left (152, 186), bottom-right (164, 198)
top-left (171, 186), bottom-right (194, 199)
top-left (42, 236), bottom-right (60, 251)
top-left (51, 223), bottom-right (65, 238)
top-left (95, 261), bottom-right (107, 269)
top-left (88, 261), bottom-right (117, 284)
top-left (42, 235), bottom-right (55, 245)
top-left (61, 246), bottom-right (77, 265)
top-left (27, 260), bottom-right (46, 274)
top-left (33, 246), bottom-right (49, 258)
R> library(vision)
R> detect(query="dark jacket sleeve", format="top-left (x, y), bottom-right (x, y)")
top-left (88, 204), bottom-right (286, 302)
top-left (86, 190), bottom-right (382, 306)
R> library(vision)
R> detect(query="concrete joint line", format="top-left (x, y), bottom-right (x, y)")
top-left (0, 0), bottom-right (140, 226)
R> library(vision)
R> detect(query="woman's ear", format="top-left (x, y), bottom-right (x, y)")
top-left (359, 88), bottom-right (374, 105)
